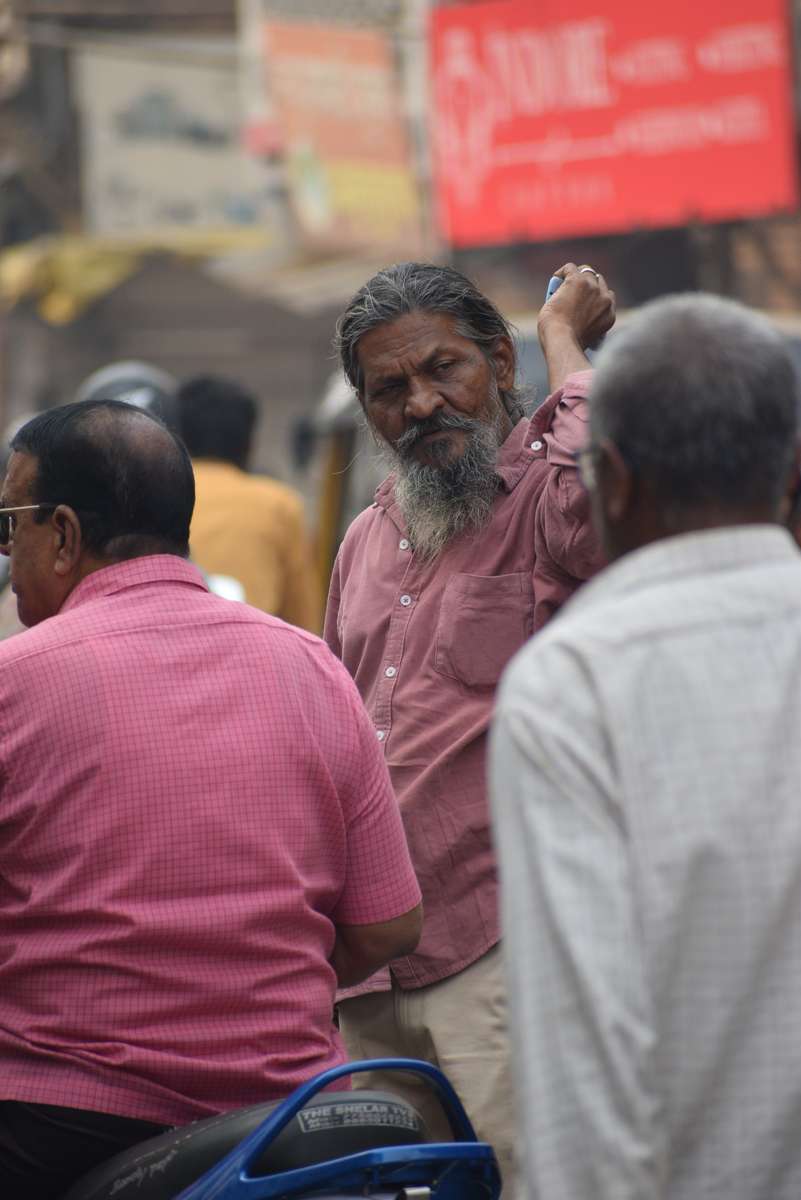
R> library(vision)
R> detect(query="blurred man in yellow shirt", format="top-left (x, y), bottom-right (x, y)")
top-left (176, 375), bottom-right (321, 632)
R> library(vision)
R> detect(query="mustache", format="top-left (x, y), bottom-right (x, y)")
top-left (393, 412), bottom-right (482, 459)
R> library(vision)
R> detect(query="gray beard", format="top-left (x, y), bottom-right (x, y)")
top-left (380, 411), bottom-right (503, 561)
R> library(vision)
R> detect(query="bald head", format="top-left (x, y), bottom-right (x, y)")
top-left (11, 399), bottom-right (194, 560)
top-left (585, 294), bottom-right (801, 561)
top-left (590, 295), bottom-right (799, 516)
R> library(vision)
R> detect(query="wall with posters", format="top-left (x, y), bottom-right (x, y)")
top-left (260, 20), bottom-right (422, 250)
top-left (431, 0), bottom-right (798, 247)
top-left (75, 44), bottom-right (277, 235)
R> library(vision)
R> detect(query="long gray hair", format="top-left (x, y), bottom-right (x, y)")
top-left (335, 262), bottom-right (525, 423)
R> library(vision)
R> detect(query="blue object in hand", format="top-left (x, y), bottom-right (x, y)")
top-left (546, 275), bottom-right (563, 301)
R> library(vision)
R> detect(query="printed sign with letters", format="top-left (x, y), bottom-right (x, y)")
top-left (431, 0), bottom-right (798, 246)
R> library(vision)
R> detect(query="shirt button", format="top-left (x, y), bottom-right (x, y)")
top-left (385, 666), bottom-right (397, 678)
top-left (376, 729), bottom-right (386, 741)
top-left (531, 440), bottom-right (543, 451)
top-left (399, 538), bottom-right (410, 550)
top-left (399, 594), bottom-right (412, 607)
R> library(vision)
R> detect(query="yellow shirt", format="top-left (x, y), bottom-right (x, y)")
top-left (190, 460), bottom-right (321, 632)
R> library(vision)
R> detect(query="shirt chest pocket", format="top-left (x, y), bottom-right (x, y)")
top-left (434, 572), bottom-right (534, 689)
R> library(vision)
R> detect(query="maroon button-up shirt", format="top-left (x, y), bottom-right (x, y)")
top-left (324, 372), bottom-right (601, 990)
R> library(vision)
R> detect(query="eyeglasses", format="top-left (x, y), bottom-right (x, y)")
top-left (572, 446), bottom-right (598, 491)
top-left (0, 504), bottom-right (57, 546)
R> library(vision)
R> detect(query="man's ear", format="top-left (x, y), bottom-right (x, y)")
top-left (598, 439), bottom-right (633, 524)
top-left (51, 506), bottom-right (83, 576)
top-left (490, 335), bottom-right (516, 394)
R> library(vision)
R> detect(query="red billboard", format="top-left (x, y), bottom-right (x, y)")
top-left (431, 0), bottom-right (798, 246)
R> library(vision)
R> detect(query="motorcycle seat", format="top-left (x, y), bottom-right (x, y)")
top-left (65, 1089), bottom-right (429, 1200)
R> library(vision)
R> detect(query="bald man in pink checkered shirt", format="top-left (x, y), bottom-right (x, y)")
top-left (0, 398), bottom-right (422, 1200)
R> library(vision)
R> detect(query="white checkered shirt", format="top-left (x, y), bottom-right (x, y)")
top-left (491, 526), bottom-right (801, 1200)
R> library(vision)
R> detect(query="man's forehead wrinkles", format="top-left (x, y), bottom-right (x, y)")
top-left (366, 341), bottom-right (459, 382)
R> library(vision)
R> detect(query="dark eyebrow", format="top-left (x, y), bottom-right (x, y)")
top-left (422, 346), bottom-right (460, 368)
top-left (366, 343), bottom-right (463, 393)
top-left (368, 374), bottom-right (405, 393)
top-left (371, 348), bottom-right (460, 384)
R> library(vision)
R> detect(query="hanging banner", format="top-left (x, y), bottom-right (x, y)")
top-left (431, 0), bottom-right (798, 246)
top-left (263, 21), bottom-right (422, 250)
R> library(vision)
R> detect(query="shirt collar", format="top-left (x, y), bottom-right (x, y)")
top-left (60, 555), bottom-right (208, 614)
top-left (495, 391), bottom-right (562, 491)
top-left (565, 525), bottom-right (799, 617)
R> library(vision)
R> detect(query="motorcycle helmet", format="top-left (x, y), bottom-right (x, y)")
top-left (74, 360), bottom-right (178, 428)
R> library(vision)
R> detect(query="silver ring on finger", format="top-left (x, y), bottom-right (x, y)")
top-left (578, 265), bottom-right (600, 278)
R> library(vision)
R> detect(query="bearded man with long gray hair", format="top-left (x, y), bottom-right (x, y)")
top-left (323, 261), bottom-right (614, 1193)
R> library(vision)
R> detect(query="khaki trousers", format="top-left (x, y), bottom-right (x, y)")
top-left (337, 944), bottom-right (518, 1197)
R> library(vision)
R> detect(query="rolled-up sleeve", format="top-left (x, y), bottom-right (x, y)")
top-left (533, 370), bottom-right (605, 629)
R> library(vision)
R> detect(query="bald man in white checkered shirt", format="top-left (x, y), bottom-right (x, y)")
top-left (492, 293), bottom-right (801, 1200)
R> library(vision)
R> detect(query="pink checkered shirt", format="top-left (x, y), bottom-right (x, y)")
top-left (0, 556), bottom-right (421, 1124)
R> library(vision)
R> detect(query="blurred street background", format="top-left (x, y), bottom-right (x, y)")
top-left (2, 0), bottom-right (801, 581)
